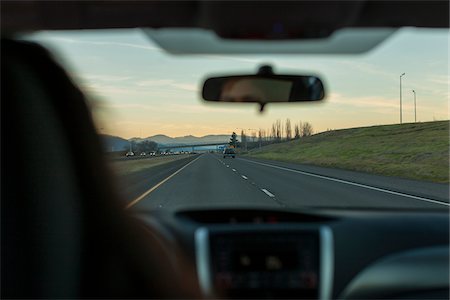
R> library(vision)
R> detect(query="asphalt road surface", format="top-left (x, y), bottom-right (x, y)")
top-left (123, 153), bottom-right (449, 211)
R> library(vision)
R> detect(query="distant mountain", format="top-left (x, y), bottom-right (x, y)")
top-left (103, 133), bottom-right (237, 152)
top-left (130, 134), bottom-right (175, 145)
top-left (100, 134), bottom-right (129, 152)
top-left (132, 134), bottom-right (234, 145)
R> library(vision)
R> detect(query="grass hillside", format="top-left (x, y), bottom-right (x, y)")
top-left (247, 121), bottom-right (449, 183)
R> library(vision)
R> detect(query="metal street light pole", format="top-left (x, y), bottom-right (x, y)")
top-left (412, 89), bottom-right (417, 123)
top-left (400, 73), bottom-right (405, 124)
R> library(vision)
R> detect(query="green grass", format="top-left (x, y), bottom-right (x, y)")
top-left (110, 155), bottom-right (190, 176)
top-left (246, 121), bottom-right (450, 183)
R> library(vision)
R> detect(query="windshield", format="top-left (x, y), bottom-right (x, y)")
top-left (26, 28), bottom-right (449, 211)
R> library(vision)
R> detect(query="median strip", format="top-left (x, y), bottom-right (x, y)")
top-left (125, 155), bottom-right (201, 209)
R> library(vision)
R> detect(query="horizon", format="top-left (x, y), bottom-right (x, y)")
top-left (28, 28), bottom-right (449, 139)
top-left (104, 119), bottom-right (450, 141)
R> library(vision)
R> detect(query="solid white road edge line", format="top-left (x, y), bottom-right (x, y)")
top-left (239, 158), bottom-right (450, 207)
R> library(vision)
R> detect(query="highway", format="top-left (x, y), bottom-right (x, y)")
top-left (123, 153), bottom-right (449, 211)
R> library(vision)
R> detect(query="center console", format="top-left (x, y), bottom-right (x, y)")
top-left (195, 225), bottom-right (333, 299)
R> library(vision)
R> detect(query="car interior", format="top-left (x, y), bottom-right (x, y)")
top-left (2, 1), bottom-right (449, 299)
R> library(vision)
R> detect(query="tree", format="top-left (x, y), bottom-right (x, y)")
top-left (285, 118), bottom-right (292, 141)
top-left (275, 119), bottom-right (282, 142)
top-left (134, 140), bottom-right (158, 153)
top-left (258, 128), bottom-right (264, 147)
top-left (229, 132), bottom-right (238, 147)
top-left (271, 124), bottom-right (276, 142)
top-left (251, 131), bottom-right (257, 143)
top-left (302, 122), bottom-right (313, 136)
top-left (240, 130), bottom-right (246, 150)
top-left (294, 123), bottom-right (300, 139)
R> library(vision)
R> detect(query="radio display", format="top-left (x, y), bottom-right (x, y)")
top-left (209, 230), bottom-right (320, 298)
top-left (231, 244), bottom-right (299, 272)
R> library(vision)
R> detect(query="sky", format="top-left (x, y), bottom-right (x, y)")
top-left (27, 28), bottom-right (449, 139)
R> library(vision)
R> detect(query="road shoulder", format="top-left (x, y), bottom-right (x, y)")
top-left (240, 156), bottom-right (449, 203)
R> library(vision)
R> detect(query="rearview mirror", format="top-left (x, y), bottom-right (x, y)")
top-left (202, 65), bottom-right (325, 112)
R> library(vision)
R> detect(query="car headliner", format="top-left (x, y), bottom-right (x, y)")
top-left (2, 1), bottom-right (449, 36)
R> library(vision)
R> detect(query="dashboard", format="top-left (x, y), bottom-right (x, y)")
top-left (136, 207), bottom-right (449, 299)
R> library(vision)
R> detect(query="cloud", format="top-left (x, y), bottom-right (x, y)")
top-left (203, 55), bottom-right (261, 64)
top-left (82, 74), bottom-right (132, 82)
top-left (167, 103), bottom-right (245, 114)
top-left (329, 92), bottom-right (395, 107)
top-left (135, 79), bottom-right (174, 86)
top-left (114, 103), bottom-right (235, 117)
top-left (327, 92), bottom-right (417, 113)
top-left (99, 102), bottom-right (245, 115)
top-left (326, 92), bottom-right (448, 122)
top-left (80, 76), bottom-right (201, 99)
top-left (45, 36), bottom-right (161, 52)
top-left (80, 82), bottom-right (134, 96)
top-left (99, 103), bottom-right (159, 111)
top-left (135, 79), bottom-right (199, 92)
top-left (333, 60), bottom-right (394, 79)
top-left (80, 80), bottom-right (197, 98)
top-left (427, 75), bottom-right (450, 86)
top-left (171, 83), bottom-right (198, 92)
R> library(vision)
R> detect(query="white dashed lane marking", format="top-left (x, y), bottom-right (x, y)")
top-left (215, 155), bottom-right (285, 207)
top-left (261, 189), bottom-right (275, 198)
